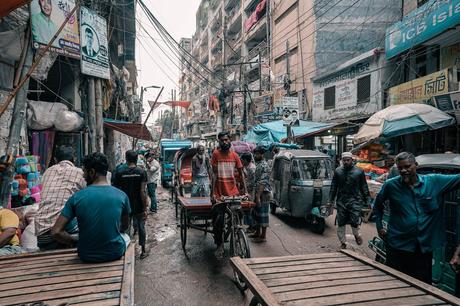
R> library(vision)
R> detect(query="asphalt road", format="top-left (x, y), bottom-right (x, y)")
top-left (134, 187), bottom-right (378, 306)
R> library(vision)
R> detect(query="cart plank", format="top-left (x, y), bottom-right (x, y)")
top-left (120, 242), bottom-right (135, 306)
top-left (346, 294), bottom-right (447, 306)
top-left (257, 265), bottom-right (375, 280)
top-left (252, 260), bottom-right (366, 275)
top-left (0, 257), bottom-right (88, 272)
top-left (244, 252), bottom-right (345, 265)
top-left (69, 298), bottom-right (121, 306)
top-left (44, 291), bottom-right (121, 306)
top-left (248, 257), bottom-right (353, 269)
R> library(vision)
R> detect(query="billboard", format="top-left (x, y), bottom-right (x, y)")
top-left (30, 0), bottom-right (80, 58)
top-left (80, 7), bottom-right (110, 79)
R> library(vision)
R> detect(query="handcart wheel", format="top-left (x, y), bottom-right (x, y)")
top-left (180, 208), bottom-right (187, 255)
top-left (231, 228), bottom-right (251, 291)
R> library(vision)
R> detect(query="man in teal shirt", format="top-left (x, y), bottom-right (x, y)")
top-left (52, 153), bottom-right (131, 263)
top-left (31, 0), bottom-right (58, 45)
top-left (374, 152), bottom-right (460, 283)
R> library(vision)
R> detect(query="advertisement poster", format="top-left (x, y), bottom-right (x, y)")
top-left (80, 7), bottom-right (110, 79)
top-left (281, 96), bottom-right (299, 126)
top-left (30, 0), bottom-right (80, 58)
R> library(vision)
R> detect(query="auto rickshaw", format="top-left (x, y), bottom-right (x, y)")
top-left (271, 150), bottom-right (334, 234)
top-left (159, 139), bottom-right (192, 187)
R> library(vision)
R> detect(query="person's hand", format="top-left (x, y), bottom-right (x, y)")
top-left (450, 246), bottom-right (460, 273)
top-left (378, 229), bottom-right (387, 240)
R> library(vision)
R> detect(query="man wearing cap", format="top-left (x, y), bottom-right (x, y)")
top-left (329, 152), bottom-right (371, 249)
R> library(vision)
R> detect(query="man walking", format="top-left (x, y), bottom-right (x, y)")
top-left (113, 150), bottom-right (149, 259)
top-left (35, 146), bottom-right (85, 250)
top-left (211, 131), bottom-right (247, 259)
top-left (191, 144), bottom-right (211, 197)
top-left (51, 153), bottom-right (131, 263)
top-left (145, 151), bottom-right (160, 213)
top-left (374, 152), bottom-right (460, 283)
top-left (329, 152), bottom-right (370, 249)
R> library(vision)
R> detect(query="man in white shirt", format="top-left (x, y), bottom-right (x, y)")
top-left (145, 151), bottom-right (160, 213)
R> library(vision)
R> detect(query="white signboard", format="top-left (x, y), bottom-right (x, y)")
top-left (80, 7), bottom-right (110, 79)
top-left (30, 0), bottom-right (80, 58)
top-left (282, 96), bottom-right (299, 125)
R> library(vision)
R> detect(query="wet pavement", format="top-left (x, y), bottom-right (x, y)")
top-left (134, 187), bottom-right (378, 306)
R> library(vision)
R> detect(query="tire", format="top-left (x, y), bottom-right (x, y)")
top-left (180, 208), bottom-right (187, 255)
top-left (270, 201), bottom-right (277, 215)
top-left (310, 216), bottom-right (326, 234)
top-left (249, 297), bottom-right (262, 306)
top-left (231, 228), bottom-right (251, 291)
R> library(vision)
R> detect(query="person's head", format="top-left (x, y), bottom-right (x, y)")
top-left (39, 0), bottom-right (52, 17)
top-left (395, 152), bottom-right (417, 184)
top-left (240, 153), bottom-right (252, 166)
top-left (125, 150), bottom-right (138, 165)
top-left (55, 146), bottom-right (74, 164)
top-left (82, 153), bottom-right (108, 185)
top-left (145, 152), bottom-right (154, 162)
top-left (291, 110), bottom-right (298, 120)
top-left (341, 152), bottom-right (354, 169)
top-left (197, 144), bottom-right (205, 156)
top-left (253, 146), bottom-right (266, 162)
top-left (85, 28), bottom-right (94, 49)
top-left (218, 131), bottom-right (231, 151)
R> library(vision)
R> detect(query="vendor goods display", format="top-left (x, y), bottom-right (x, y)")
top-left (10, 155), bottom-right (42, 208)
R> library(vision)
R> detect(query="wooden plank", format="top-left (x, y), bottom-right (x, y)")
top-left (286, 288), bottom-right (425, 306)
top-left (1, 261), bottom-right (123, 278)
top-left (0, 257), bottom-right (84, 272)
top-left (0, 248), bottom-right (76, 262)
top-left (0, 252), bottom-right (78, 266)
top-left (45, 291), bottom-right (121, 306)
top-left (231, 256), bottom-right (281, 306)
top-left (264, 269), bottom-right (385, 287)
top-left (0, 270), bottom-right (123, 291)
top-left (346, 295), bottom-right (447, 306)
top-left (0, 283), bottom-right (121, 305)
top-left (244, 252), bottom-right (346, 265)
top-left (277, 279), bottom-right (409, 302)
top-left (270, 275), bottom-right (393, 294)
top-left (258, 266), bottom-right (375, 281)
top-left (70, 298), bottom-right (121, 306)
top-left (0, 265), bottom-right (123, 285)
top-left (253, 261), bottom-right (366, 276)
top-left (341, 249), bottom-right (460, 305)
top-left (248, 257), bottom-right (353, 269)
top-left (0, 276), bottom-right (122, 298)
top-left (120, 244), bottom-right (135, 306)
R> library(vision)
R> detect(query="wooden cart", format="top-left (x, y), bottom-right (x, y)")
top-left (230, 249), bottom-right (460, 306)
top-left (0, 244), bottom-right (135, 306)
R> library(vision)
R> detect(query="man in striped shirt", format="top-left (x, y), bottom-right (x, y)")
top-left (35, 146), bottom-right (85, 250)
top-left (211, 131), bottom-right (247, 259)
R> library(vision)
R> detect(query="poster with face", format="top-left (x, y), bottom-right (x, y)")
top-left (80, 7), bottom-right (110, 79)
top-left (30, 0), bottom-right (80, 58)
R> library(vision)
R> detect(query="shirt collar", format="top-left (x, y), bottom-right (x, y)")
top-left (399, 174), bottom-right (424, 187)
top-left (59, 160), bottom-right (75, 167)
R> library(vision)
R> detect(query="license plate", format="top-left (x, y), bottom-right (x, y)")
top-left (313, 180), bottom-right (323, 188)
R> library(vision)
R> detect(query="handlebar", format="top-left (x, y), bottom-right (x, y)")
top-left (219, 195), bottom-right (249, 203)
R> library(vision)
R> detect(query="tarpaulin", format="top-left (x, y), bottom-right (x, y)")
top-left (0, 0), bottom-right (30, 18)
top-left (147, 100), bottom-right (192, 110)
top-left (104, 119), bottom-right (153, 141)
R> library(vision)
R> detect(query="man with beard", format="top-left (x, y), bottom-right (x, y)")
top-left (374, 152), bottom-right (460, 284)
top-left (51, 153), bottom-right (131, 263)
top-left (210, 131), bottom-right (247, 259)
top-left (329, 152), bottom-right (370, 249)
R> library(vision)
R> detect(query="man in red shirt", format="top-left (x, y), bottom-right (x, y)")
top-left (211, 131), bottom-right (247, 259)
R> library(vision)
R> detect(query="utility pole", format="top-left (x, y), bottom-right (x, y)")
top-left (88, 78), bottom-right (96, 153)
top-left (170, 89), bottom-right (174, 139)
top-left (220, 16), bottom-right (227, 133)
top-left (95, 79), bottom-right (103, 153)
top-left (259, 49), bottom-right (262, 95)
top-left (285, 41), bottom-right (293, 144)
top-left (241, 64), bottom-right (247, 133)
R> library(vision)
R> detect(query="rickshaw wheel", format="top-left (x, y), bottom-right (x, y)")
top-left (180, 208), bottom-right (187, 254)
top-left (310, 216), bottom-right (326, 234)
top-left (231, 228), bottom-right (251, 291)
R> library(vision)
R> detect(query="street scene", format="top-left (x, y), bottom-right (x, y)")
top-left (2, 0), bottom-right (460, 305)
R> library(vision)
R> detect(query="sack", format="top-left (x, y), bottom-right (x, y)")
top-left (27, 101), bottom-right (68, 130)
top-left (54, 110), bottom-right (84, 132)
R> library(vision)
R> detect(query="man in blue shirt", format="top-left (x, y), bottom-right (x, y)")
top-left (52, 153), bottom-right (131, 263)
top-left (374, 152), bottom-right (460, 283)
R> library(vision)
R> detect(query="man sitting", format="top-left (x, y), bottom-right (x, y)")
top-left (0, 207), bottom-right (23, 256)
top-left (52, 153), bottom-right (131, 263)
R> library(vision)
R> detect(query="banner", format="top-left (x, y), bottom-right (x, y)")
top-left (80, 7), bottom-right (110, 79)
top-left (389, 69), bottom-right (449, 105)
top-left (30, 0), bottom-right (80, 58)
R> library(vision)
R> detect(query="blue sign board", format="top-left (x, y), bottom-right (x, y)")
top-left (386, 0), bottom-right (460, 59)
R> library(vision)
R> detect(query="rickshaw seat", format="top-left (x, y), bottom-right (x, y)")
top-left (180, 156), bottom-right (193, 184)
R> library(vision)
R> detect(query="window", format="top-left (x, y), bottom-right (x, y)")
top-left (291, 159), bottom-right (333, 180)
top-left (357, 75), bottom-right (371, 104)
top-left (324, 86), bottom-right (335, 110)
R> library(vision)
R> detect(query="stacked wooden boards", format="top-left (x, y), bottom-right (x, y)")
top-left (231, 249), bottom-right (460, 305)
top-left (0, 245), bottom-right (134, 306)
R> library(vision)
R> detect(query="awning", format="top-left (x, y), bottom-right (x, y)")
top-left (0, 0), bottom-right (29, 18)
top-left (148, 100), bottom-right (192, 110)
top-left (104, 119), bottom-right (153, 141)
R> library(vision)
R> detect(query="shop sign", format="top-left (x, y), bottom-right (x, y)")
top-left (386, 0), bottom-right (460, 59)
top-left (432, 91), bottom-right (460, 112)
top-left (30, 0), bottom-right (80, 58)
top-left (80, 7), bottom-right (110, 79)
top-left (389, 69), bottom-right (449, 105)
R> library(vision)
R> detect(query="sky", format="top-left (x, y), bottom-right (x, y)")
top-left (136, 0), bottom-right (201, 126)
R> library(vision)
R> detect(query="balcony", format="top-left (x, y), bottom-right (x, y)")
top-left (212, 52), bottom-right (223, 67)
top-left (226, 45), bottom-right (241, 64)
top-left (244, 0), bottom-right (259, 13)
top-left (225, 0), bottom-right (240, 11)
top-left (210, 0), bottom-right (222, 13)
top-left (211, 37), bottom-right (223, 54)
top-left (245, 15), bottom-right (267, 50)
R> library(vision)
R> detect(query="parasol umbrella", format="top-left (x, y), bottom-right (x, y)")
top-left (353, 103), bottom-right (455, 145)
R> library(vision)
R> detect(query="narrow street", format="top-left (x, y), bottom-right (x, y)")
top-left (134, 187), bottom-right (377, 306)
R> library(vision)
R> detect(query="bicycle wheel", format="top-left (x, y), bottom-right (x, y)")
top-left (231, 228), bottom-right (251, 291)
top-left (180, 208), bottom-right (187, 255)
